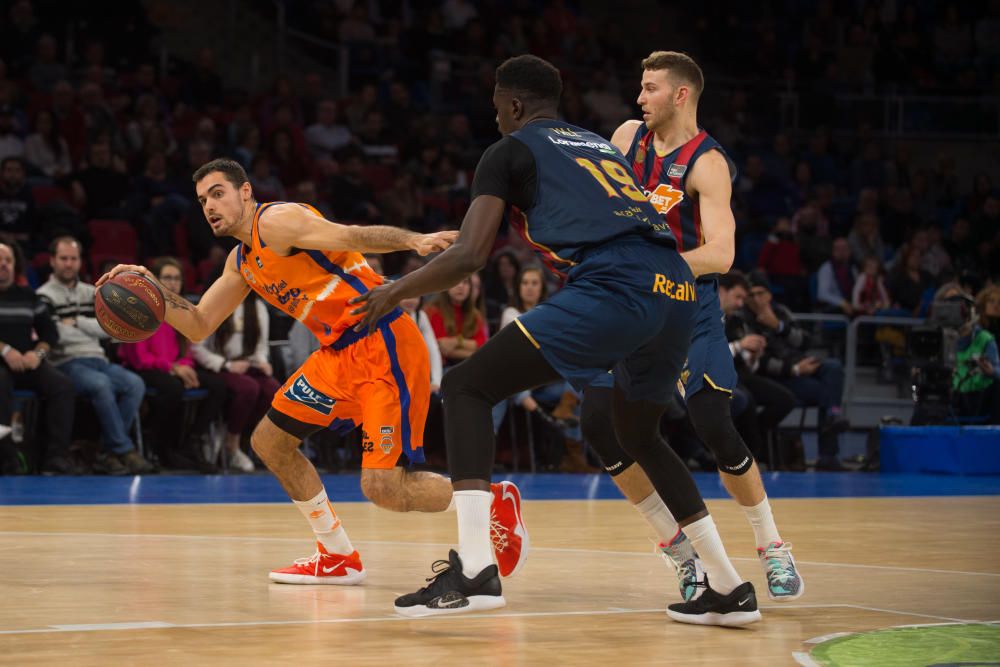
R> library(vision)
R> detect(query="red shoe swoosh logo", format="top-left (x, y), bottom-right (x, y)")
top-left (501, 486), bottom-right (525, 540)
top-left (322, 560), bottom-right (346, 574)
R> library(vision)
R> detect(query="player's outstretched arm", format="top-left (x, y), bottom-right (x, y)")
top-left (259, 203), bottom-right (457, 256)
top-left (679, 150), bottom-right (736, 277)
top-left (97, 247), bottom-right (250, 342)
top-left (349, 195), bottom-right (506, 332)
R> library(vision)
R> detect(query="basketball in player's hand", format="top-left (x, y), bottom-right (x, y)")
top-left (95, 271), bottom-right (166, 342)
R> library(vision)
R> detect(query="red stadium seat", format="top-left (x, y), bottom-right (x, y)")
top-left (362, 164), bottom-right (395, 193)
top-left (31, 185), bottom-right (72, 208)
top-left (87, 219), bottom-right (138, 276)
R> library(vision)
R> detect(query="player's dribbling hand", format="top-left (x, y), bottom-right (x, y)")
top-left (96, 264), bottom-right (154, 287)
top-left (410, 230), bottom-right (459, 256)
top-left (349, 283), bottom-right (400, 334)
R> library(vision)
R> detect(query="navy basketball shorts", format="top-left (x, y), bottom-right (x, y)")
top-left (515, 237), bottom-right (698, 405)
top-left (678, 278), bottom-right (738, 399)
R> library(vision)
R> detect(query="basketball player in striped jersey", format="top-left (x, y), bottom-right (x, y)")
top-left (98, 158), bottom-right (529, 585)
top-left (583, 52), bottom-right (804, 615)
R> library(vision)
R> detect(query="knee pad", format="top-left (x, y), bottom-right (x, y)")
top-left (688, 389), bottom-right (754, 475)
top-left (581, 386), bottom-right (635, 476)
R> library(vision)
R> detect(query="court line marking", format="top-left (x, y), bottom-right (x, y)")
top-left (3, 531), bottom-right (1000, 579)
top-left (0, 603), bottom-right (970, 637)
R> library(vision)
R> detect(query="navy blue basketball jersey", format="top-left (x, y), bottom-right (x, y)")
top-left (508, 120), bottom-right (677, 277)
top-left (625, 126), bottom-right (736, 253)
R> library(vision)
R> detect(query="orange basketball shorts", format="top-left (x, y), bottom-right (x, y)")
top-left (269, 310), bottom-right (430, 468)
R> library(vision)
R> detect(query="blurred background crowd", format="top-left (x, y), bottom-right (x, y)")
top-left (0, 0), bottom-right (997, 476)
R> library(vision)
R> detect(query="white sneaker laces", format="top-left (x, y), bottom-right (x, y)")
top-left (761, 542), bottom-right (796, 582)
top-left (489, 510), bottom-right (509, 552)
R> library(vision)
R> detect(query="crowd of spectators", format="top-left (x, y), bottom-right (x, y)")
top-left (0, 1), bottom-right (998, 474)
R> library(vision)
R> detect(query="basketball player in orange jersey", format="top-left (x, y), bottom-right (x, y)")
top-left (581, 51), bottom-right (803, 616)
top-left (98, 158), bottom-right (529, 585)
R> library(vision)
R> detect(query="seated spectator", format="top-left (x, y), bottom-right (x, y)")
top-left (400, 295), bottom-right (443, 394)
top-left (326, 148), bottom-right (379, 222)
top-left (37, 237), bottom-right (154, 474)
top-left (424, 275), bottom-right (488, 369)
top-left (851, 255), bottom-right (891, 315)
top-left (743, 271), bottom-right (849, 470)
top-left (23, 109), bottom-right (71, 179)
top-left (70, 140), bottom-right (130, 220)
top-left (304, 99), bottom-right (354, 160)
top-left (0, 106), bottom-right (24, 162)
top-left (493, 266), bottom-right (590, 472)
top-left (953, 285), bottom-right (1000, 424)
top-left (483, 249), bottom-right (520, 332)
top-left (0, 157), bottom-right (34, 249)
top-left (0, 241), bottom-right (80, 473)
top-left (118, 258), bottom-right (224, 472)
top-left (377, 170), bottom-right (425, 231)
top-left (249, 154), bottom-right (286, 202)
top-left (815, 237), bottom-right (856, 315)
top-left (888, 242), bottom-right (934, 316)
top-left (847, 213), bottom-right (886, 266)
top-left (757, 217), bottom-right (806, 310)
top-left (719, 271), bottom-right (796, 463)
top-left (192, 291), bottom-right (278, 472)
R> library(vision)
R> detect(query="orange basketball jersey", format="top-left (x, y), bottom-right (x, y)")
top-left (236, 201), bottom-right (383, 346)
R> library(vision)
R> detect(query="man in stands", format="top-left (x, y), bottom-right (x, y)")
top-left (37, 236), bottom-right (154, 475)
top-left (741, 271), bottom-right (849, 471)
top-left (0, 241), bottom-right (80, 474)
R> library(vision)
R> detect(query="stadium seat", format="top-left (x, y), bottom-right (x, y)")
top-left (31, 184), bottom-right (72, 208)
top-left (87, 219), bottom-right (138, 276)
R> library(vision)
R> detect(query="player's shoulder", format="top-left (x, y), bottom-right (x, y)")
top-left (688, 147), bottom-right (734, 187)
top-left (610, 120), bottom-right (644, 153)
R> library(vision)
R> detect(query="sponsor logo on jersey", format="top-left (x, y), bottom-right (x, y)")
top-left (283, 375), bottom-right (336, 415)
top-left (667, 163), bottom-right (688, 178)
top-left (647, 183), bottom-right (685, 215)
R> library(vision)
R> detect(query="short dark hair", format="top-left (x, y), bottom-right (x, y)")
top-left (719, 270), bottom-right (750, 292)
top-left (49, 235), bottom-right (81, 256)
top-left (641, 51), bottom-right (705, 99)
top-left (192, 158), bottom-right (249, 189)
top-left (495, 55), bottom-right (562, 107)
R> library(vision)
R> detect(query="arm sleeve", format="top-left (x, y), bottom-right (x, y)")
top-left (76, 315), bottom-right (109, 339)
top-left (251, 300), bottom-right (270, 364)
top-left (470, 137), bottom-right (536, 210)
top-left (33, 296), bottom-right (59, 347)
top-left (851, 276), bottom-right (865, 308)
top-left (426, 307), bottom-right (447, 339)
top-left (815, 264), bottom-right (842, 307)
top-left (191, 339), bottom-right (226, 372)
top-left (418, 311), bottom-right (443, 387)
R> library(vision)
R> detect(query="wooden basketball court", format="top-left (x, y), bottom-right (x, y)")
top-left (1, 494), bottom-right (998, 665)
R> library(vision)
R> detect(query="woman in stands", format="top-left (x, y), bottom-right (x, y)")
top-left (423, 275), bottom-right (488, 369)
top-left (192, 290), bottom-right (279, 472)
top-left (118, 257), bottom-right (225, 471)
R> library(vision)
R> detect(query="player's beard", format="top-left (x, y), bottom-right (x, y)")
top-left (647, 105), bottom-right (675, 133)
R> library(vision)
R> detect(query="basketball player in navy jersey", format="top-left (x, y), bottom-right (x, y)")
top-left (355, 54), bottom-right (760, 625)
top-left (581, 51), bottom-right (803, 609)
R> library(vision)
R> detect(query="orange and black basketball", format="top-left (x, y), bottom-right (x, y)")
top-left (95, 271), bottom-right (166, 342)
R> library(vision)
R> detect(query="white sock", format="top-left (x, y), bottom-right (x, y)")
top-left (293, 488), bottom-right (354, 554)
top-left (454, 490), bottom-right (494, 578)
top-left (634, 492), bottom-right (683, 546)
top-left (742, 496), bottom-right (781, 549)
top-left (682, 515), bottom-right (743, 595)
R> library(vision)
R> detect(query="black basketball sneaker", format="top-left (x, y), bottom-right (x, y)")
top-left (395, 550), bottom-right (506, 617)
top-left (666, 581), bottom-right (762, 627)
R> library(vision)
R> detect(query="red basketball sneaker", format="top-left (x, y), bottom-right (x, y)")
top-left (490, 481), bottom-right (529, 577)
top-left (268, 542), bottom-right (366, 585)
